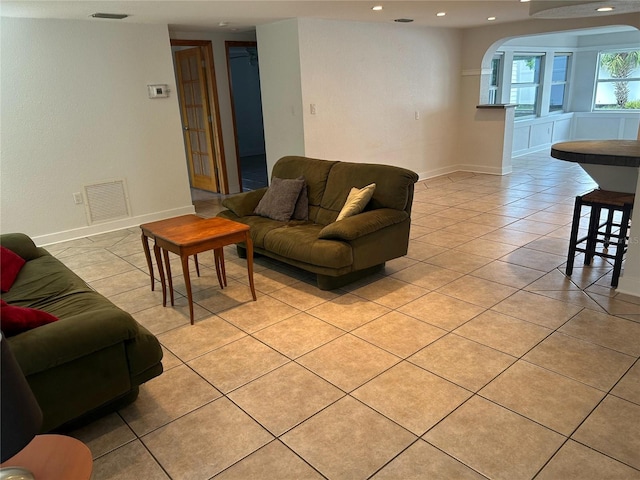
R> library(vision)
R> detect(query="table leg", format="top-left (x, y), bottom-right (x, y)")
top-left (141, 232), bottom-right (154, 291)
top-left (220, 248), bottom-right (227, 286)
top-left (153, 244), bottom-right (166, 307)
top-left (163, 249), bottom-right (175, 306)
top-left (181, 255), bottom-right (195, 324)
top-left (214, 249), bottom-right (224, 289)
top-left (194, 254), bottom-right (200, 277)
top-left (245, 234), bottom-right (257, 301)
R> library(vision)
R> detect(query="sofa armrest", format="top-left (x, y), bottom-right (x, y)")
top-left (222, 188), bottom-right (268, 217)
top-left (0, 233), bottom-right (47, 261)
top-left (6, 308), bottom-right (140, 376)
top-left (318, 209), bottom-right (409, 241)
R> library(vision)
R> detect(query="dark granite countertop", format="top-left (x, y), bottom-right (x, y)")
top-left (476, 104), bottom-right (516, 109)
top-left (551, 140), bottom-right (640, 168)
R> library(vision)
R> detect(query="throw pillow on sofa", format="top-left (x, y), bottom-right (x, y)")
top-left (336, 183), bottom-right (376, 221)
top-left (1, 246), bottom-right (25, 292)
top-left (0, 299), bottom-right (58, 336)
top-left (254, 176), bottom-right (306, 222)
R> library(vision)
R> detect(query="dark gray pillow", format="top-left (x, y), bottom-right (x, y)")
top-left (254, 176), bottom-right (305, 222)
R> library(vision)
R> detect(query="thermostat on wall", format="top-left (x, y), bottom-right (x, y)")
top-left (147, 84), bottom-right (169, 98)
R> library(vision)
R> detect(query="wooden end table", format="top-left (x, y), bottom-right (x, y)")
top-left (140, 215), bottom-right (256, 324)
top-left (141, 215), bottom-right (214, 298)
top-left (0, 434), bottom-right (92, 480)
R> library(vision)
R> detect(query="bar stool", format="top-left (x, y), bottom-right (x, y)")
top-left (566, 189), bottom-right (634, 287)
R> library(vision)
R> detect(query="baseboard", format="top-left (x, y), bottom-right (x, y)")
top-left (512, 144), bottom-right (554, 158)
top-left (417, 163), bottom-right (511, 181)
top-left (33, 206), bottom-right (196, 246)
top-left (616, 275), bottom-right (640, 300)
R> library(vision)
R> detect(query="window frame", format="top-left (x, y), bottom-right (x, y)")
top-left (593, 48), bottom-right (640, 111)
top-left (489, 54), bottom-right (503, 105)
top-left (510, 53), bottom-right (545, 119)
top-left (549, 53), bottom-right (571, 114)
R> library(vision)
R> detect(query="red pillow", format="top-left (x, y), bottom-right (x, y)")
top-left (1, 246), bottom-right (26, 292)
top-left (0, 300), bottom-right (58, 336)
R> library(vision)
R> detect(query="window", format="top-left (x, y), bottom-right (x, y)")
top-left (594, 49), bottom-right (640, 110)
top-left (489, 55), bottom-right (502, 104)
top-left (550, 53), bottom-right (570, 113)
top-left (510, 54), bottom-right (543, 117)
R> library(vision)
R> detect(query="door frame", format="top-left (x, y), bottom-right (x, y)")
top-left (171, 39), bottom-right (229, 194)
top-left (225, 40), bottom-right (259, 192)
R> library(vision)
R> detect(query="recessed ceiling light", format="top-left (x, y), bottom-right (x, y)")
top-left (218, 21), bottom-right (229, 27)
top-left (487, 16), bottom-right (497, 21)
top-left (520, 0), bottom-right (530, 3)
top-left (596, 6), bottom-right (614, 12)
top-left (372, 5), bottom-right (383, 11)
top-left (436, 12), bottom-right (446, 17)
top-left (91, 13), bottom-right (128, 20)
top-left (394, 18), bottom-right (414, 23)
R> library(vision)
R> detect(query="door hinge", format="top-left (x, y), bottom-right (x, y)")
top-left (201, 60), bottom-right (206, 68)
top-left (208, 115), bottom-right (212, 123)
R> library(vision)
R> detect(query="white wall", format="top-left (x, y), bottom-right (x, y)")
top-left (1, 17), bottom-right (193, 244)
top-left (256, 19), bottom-right (306, 175)
top-left (296, 19), bottom-right (462, 179)
top-left (169, 30), bottom-right (258, 193)
top-left (257, 18), bottom-right (462, 180)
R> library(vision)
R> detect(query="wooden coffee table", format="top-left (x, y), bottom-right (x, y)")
top-left (140, 215), bottom-right (256, 324)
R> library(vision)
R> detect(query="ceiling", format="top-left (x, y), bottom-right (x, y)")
top-left (2, 0), bottom-right (637, 33)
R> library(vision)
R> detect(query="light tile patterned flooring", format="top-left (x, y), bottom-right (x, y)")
top-left (48, 152), bottom-right (640, 479)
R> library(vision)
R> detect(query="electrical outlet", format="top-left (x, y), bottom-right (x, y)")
top-left (73, 192), bottom-right (83, 205)
top-left (310, 103), bottom-right (317, 115)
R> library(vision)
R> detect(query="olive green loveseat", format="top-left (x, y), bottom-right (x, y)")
top-left (0, 233), bottom-right (163, 432)
top-left (218, 156), bottom-right (419, 289)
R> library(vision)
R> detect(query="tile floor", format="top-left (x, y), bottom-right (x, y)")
top-left (47, 152), bottom-right (640, 479)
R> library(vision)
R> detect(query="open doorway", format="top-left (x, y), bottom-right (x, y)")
top-left (226, 41), bottom-right (268, 191)
top-left (171, 39), bottom-right (230, 198)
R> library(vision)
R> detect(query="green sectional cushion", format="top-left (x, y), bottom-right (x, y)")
top-left (263, 223), bottom-right (352, 269)
top-left (272, 156), bottom-right (338, 224)
top-left (125, 323), bottom-right (165, 380)
top-left (1, 256), bottom-right (94, 310)
top-left (292, 178), bottom-right (309, 221)
top-left (320, 162), bottom-right (419, 214)
top-left (0, 233), bottom-right (44, 261)
top-left (319, 209), bottom-right (409, 241)
top-left (222, 188), bottom-right (267, 218)
top-left (218, 210), bottom-right (287, 249)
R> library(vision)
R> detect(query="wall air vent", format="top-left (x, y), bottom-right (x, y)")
top-left (83, 179), bottom-right (131, 225)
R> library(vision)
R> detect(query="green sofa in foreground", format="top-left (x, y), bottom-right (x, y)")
top-left (218, 156), bottom-right (419, 289)
top-left (0, 233), bottom-right (163, 432)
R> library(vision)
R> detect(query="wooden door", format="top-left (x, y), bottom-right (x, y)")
top-left (175, 47), bottom-right (219, 192)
